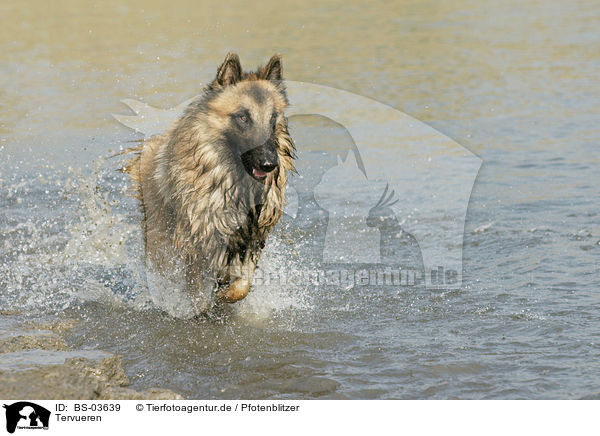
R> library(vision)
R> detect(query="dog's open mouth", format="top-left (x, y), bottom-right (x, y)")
top-left (251, 167), bottom-right (268, 180)
top-left (241, 150), bottom-right (277, 182)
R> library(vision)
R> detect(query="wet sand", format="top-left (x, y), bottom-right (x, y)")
top-left (0, 312), bottom-right (182, 400)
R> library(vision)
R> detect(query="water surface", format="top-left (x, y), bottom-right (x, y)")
top-left (1, 0), bottom-right (599, 399)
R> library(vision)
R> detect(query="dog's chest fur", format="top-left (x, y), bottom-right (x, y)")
top-left (132, 125), bottom-right (288, 285)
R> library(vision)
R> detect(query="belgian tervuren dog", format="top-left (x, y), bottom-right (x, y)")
top-left (125, 53), bottom-right (295, 314)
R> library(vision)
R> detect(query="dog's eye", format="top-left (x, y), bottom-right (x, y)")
top-left (239, 115), bottom-right (248, 123)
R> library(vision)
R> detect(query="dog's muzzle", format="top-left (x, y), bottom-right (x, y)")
top-left (242, 143), bottom-right (279, 181)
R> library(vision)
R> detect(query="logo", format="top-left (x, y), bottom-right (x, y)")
top-left (114, 80), bottom-right (481, 289)
top-left (3, 402), bottom-right (50, 433)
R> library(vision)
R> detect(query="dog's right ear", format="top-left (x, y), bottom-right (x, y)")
top-left (215, 52), bottom-right (242, 87)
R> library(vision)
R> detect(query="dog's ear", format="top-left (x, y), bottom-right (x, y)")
top-left (262, 54), bottom-right (282, 81)
top-left (215, 52), bottom-right (242, 87)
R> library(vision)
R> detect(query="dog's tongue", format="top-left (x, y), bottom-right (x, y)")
top-left (252, 168), bottom-right (267, 179)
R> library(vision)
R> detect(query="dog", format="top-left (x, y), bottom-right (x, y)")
top-left (124, 53), bottom-right (296, 314)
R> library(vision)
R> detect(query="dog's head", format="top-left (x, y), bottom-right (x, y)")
top-left (207, 53), bottom-right (289, 182)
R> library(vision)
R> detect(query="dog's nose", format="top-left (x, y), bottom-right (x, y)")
top-left (259, 159), bottom-right (278, 173)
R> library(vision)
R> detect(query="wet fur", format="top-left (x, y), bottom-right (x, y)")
top-left (124, 53), bottom-right (295, 314)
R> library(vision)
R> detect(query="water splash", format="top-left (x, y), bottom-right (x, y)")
top-left (0, 157), bottom-right (310, 322)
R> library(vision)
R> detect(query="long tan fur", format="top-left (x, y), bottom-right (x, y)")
top-left (125, 53), bottom-right (295, 314)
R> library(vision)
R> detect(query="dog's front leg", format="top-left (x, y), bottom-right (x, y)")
top-left (216, 257), bottom-right (257, 303)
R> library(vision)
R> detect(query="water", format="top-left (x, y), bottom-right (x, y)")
top-left (1, 0), bottom-right (599, 399)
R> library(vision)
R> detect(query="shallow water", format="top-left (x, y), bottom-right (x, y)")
top-left (1, 0), bottom-right (599, 399)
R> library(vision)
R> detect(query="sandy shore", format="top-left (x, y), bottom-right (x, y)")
top-left (0, 312), bottom-right (183, 400)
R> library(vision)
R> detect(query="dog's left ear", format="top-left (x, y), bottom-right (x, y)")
top-left (262, 54), bottom-right (283, 81)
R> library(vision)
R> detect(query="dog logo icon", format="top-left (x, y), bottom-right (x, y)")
top-left (3, 402), bottom-right (50, 433)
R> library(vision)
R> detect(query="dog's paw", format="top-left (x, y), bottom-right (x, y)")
top-left (216, 278), bottom-right (250, 303)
